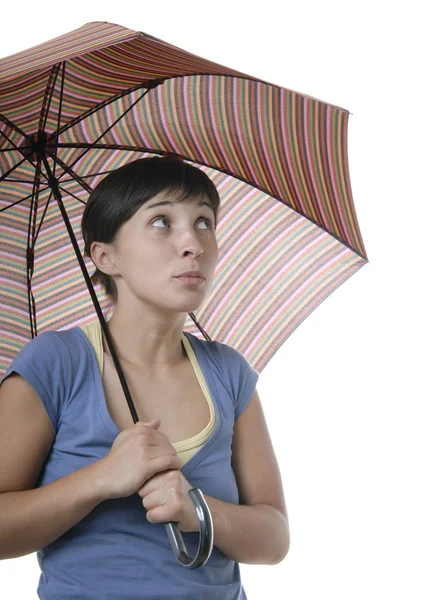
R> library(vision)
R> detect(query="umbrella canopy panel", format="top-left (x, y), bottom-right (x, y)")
top-left (0, 22), bottom-right (368, 375)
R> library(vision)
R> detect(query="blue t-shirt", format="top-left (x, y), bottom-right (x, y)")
top-left (0, 327), bottom-right (259, 600)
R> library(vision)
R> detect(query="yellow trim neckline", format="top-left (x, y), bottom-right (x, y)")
top-left (78, 320), bottom-right (216, 451)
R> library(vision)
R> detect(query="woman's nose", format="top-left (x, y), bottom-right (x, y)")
top-left (178, 229), bottom-right (204, 258)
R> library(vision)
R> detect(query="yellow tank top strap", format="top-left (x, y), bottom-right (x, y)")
top-left (78, 320), bottom-right (216, 462)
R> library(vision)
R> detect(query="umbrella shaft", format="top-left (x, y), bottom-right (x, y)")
top-left (42, 154), bottom-right (140, 425)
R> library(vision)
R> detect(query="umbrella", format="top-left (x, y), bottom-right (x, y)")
top-left (0, 21), bottom-right (368, 568)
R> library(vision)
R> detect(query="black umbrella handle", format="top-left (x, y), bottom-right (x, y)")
top-left (164, 488), bottom-right (214, 568)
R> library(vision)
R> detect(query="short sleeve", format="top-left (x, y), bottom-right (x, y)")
top-left (0, 332), bottom-right (70, 432)
top-left (217, 343), bottom-right (259, 420)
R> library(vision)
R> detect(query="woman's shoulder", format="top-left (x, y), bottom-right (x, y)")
top-left (2, 325), bottom-right (88, 380)
top-left (183, 330), bottom-right (245, 359)
top-left (183, 332), bottom-right (259, 404)
top-left (0, 327), bottom-right (86, 432)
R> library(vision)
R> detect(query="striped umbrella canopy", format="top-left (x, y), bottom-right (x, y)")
top-left (0, 21), bottom-right (368, 379)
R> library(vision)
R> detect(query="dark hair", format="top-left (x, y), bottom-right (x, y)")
top-left (81, 156), bottom-right (220, 307)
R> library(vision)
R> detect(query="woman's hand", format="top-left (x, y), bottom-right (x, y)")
top-left (137, 469), bottom-right (200, 533)
top-left (94, 419), bottom-right (182, 500)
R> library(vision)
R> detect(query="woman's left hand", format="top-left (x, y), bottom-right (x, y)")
top-left (137, 469), bottom-right (200, 532)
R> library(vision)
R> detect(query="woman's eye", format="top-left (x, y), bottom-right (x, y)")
top-left (150, 216), bottom-right (214, 229)
top-left (151, 216), bottom-right (169, 228)
top-left (197, 218), bottom-right (214, 230)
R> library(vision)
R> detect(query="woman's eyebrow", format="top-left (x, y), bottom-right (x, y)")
top-left (145, 200), bottom-right (213, 210)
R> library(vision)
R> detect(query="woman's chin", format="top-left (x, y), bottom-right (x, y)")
top-left (156, 299), bottom-right (207, 316)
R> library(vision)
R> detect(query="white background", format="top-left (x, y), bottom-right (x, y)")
top-left (1, 1), bottom-right (440, 598)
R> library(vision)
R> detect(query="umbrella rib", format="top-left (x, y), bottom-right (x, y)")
top-left (64, 85), bottom-right (155, 174)
top-left (50, 61), bottom-right (66, 175)
top-left (57, 168), bottom-right (117, 183)
top-left (0, 123), bottom-right (49, 183)
top-left (0, 111), bottom-right (29, 140)
top-left (24, 70), bottom-right (361, 259)
top-left (54, 142), bottom-right (366, 260)
top-left (0, 178), bottom-right (37, 184)
top-left (39, 63), bottom-right (62, 134)
top-left (26, 156), bottom-right (45, 339)
top-left (0, 155), bottom-right (30, 184)
top-left (52, 154), bottom-right (93, 194)
top-left (49, 73), bottom-right (258, 145)
top-left (57, 184), bottom-right (87, 204)
top-left (49, 72), bottom-right (349, 146)
top-left (39, 75), bottom-right (361, 257)
top-left (0, 187), bottom-right (49, 213)
top-left (0, 147), bottom-right (30, 153)
top-left (33, 187), bottom-right (54, 243)
top-left (48, 79), bottom-right (164, 140)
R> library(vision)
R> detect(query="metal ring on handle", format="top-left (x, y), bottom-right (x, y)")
top-left (164, 488), bottom-right (214, 568)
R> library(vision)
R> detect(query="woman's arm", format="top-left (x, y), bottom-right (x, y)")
top-left (204, 389), bottom-right (290, 565)
top-left (0, 373), bottom-right (105, 560)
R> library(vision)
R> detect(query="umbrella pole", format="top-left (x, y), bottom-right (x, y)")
top-left (42, 158), bottom-right (214, 568)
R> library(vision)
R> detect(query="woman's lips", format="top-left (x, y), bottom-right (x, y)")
top-left (174, 275), bottom-right (205, 285)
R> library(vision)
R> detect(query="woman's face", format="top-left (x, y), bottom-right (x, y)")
top-left (101, 188), bottom-right (219, 316)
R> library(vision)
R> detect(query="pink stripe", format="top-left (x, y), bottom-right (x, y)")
top-left (0, 224), bottom-right (28, 237)
top-left (0, 303), bottom-right (30, 317)
top-left (222, 229), bottom-right (327, 343)
top-left (208, 78), bottom-right (234, 173)
top-left (32, 266), bottom-right (87, 290)
top-left (0, 330), bottom-right (31, 343)
top-left (216, 78), bottom-right (242, 174)
top-left (254, 261), bottom-right (361, 367)
top-left (132, 92), bottom-right (152, 147)
top-left (33, 242), bottom-right (80, 265)
top-left (280, 90), bottom-right (306, 213)
top-left (216, 201), bottom-right (278, 269)
top-left (105, 104), bottom-right (124, 146)
top-left (303, 100), bottom-right (330, 228)
top-left (37, 288), bottom-right (91, 316)
top-left (63, 68), bottom-right (121, 93)
top-left (326, 106), bottom-right (351, 242)
top-left (231, 79), bottom-right (260, 183)
top-left (58, 314), bottom-right (103, 330)
top-left (157, 85), bottom-right (179, 150)
top-left (31, 212), bottom-right (81, 239)
top-left (3, 23), bottom-right (122, 67)
top-left (78, 117), bottom-right (97, 144)
top-left (1, 103), bottom-right (41, 123)
top-left (212, 175), bottom-right (229, 194)
top-left (1, 86), bottom-right (46, 106)
top-left (183, 78), bottom-right (209, 163)
top-left (0, 277), bottom-right (28, 290)
top-left (206, 218), bottom-right (308, 332)
top-left (257, 84), bottom-right (283, 198)
top-left (244, 247), bottom-right (351, 355)
top-left (214, 185), bottom-right (259, 231)
top-left (1, 25), bottom-right (134, 79)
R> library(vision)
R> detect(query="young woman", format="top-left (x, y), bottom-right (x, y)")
top-left (0, 157), bottom-right (290, 599)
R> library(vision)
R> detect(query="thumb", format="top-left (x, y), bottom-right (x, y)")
top-left (142, 418), bottom-right (161, 429)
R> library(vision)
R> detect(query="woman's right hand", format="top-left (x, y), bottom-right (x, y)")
top-left (94, 419), bottom-right (182, 500)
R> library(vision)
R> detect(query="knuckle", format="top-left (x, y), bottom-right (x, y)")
top-left (167, 448), bottom-right (179, 460)
top-left (171, 470), bottom-right (181, 482)
top-left (166, 455), bottom-right (177, 468)
top-left (147, 510), bottom-right (156, 523)
top-left (165, 470), bottom-right (179, 483)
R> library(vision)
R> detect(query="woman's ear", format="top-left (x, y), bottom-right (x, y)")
top-left (90, 241), bottom-right (117, 276)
